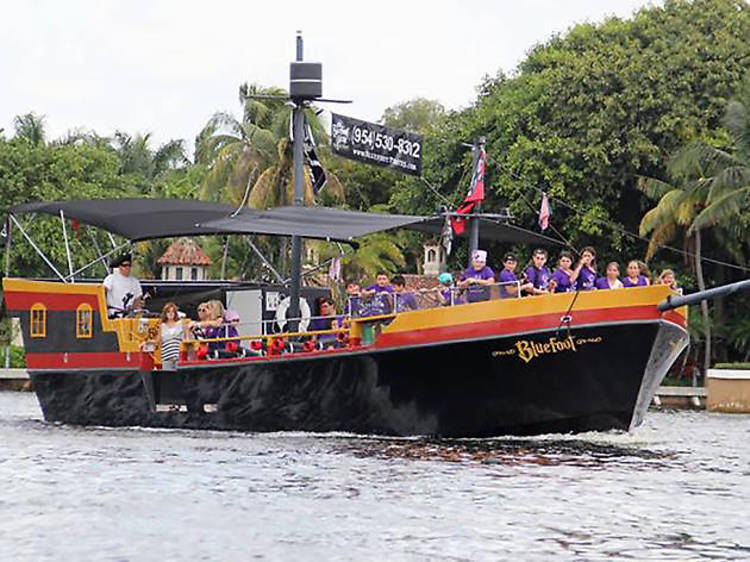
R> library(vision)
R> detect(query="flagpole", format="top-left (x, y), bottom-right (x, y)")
top-left (288, 31), bottom-right (305, 330)
top-left (467, 136), bottom-right (485, 265)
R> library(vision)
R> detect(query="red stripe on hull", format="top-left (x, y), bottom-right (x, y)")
top-left (376, 304), bottom-right (677, 348)
top-left (5, 292), bottom-right (101, 312)
top-left (26, 352), bottom-right (142, 370)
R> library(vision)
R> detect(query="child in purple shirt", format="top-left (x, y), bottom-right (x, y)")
top-left (362, 271), bottom-right (394, 314)
top-left (595, 262), bottom-right (624, 290)
top-left (524, 248), bottom-right (551, 295)
top-left (623, 260), bottom-right (650, 287)
top-left (549, 251), bottom-right (575, 293)
top-left (572, 246), bottom-right (597, 291)
top-left (458, 250), bottom-right (495, 303)
top-left (497, 253), bottom-right (532, 298)
top-left (392, 275), bottom-right (418, 312)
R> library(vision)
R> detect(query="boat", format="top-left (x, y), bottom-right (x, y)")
top-left (2, 197), bottom-right (693, 436)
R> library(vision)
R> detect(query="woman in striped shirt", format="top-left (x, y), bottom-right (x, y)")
top-left (159, 302), bottom-right (186, 370)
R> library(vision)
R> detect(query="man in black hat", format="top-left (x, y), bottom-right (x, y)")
top-left (103, 253), bottom-right (143, 317)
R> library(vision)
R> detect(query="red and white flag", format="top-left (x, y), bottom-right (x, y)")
top-left (451, 147), bottom-right (487, 235)
top-left (538, 192), bottom-right (550, 231)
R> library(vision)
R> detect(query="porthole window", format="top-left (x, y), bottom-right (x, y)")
top-left (30, 303), bottom-right (47, 338)
top-left (76, 303), bottom-right (93, 339)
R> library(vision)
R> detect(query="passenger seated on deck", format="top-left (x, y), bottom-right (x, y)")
top-left (595, 262), bottom-right (624, 290)
top-left (103, 253), bottom-right (144, 318)
top-left (657, 269), bottom-right (680, 293)
top-left (458, 250), bottom-right (494, 303)
top-left (345, 280), bottom-right (362, 317)
top-left (189, 300), bottom-right (226, 353)
top-left (497, 253), bottom-right (531, 298)
top-left (523, 248), bottom-right (551, 295)
top-left (435, 272), bottom-right (462, 306)
top-left (623, 260), bottom-right (650, 287)
top-left (223, 309), bottom-right (241, 346)
top-left (572, 246), bottom-right (597, 291)
top-left (392, 275), bottom-right (418, 312)
top-left (637, 260), bottom-right (653, 285)
top-left (549, 251), bottom-right (575, 293)
top-left (308, 298), bottom-right (342, 348)
top-left (361, 271), bottom-right (394, 315)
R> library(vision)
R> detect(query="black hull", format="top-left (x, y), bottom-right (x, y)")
top-left (29, 321), bottom-right (687, 436)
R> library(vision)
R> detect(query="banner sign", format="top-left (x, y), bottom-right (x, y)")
top-left (330, 113), bottom-right (422, 176)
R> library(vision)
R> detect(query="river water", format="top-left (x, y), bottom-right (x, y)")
top-left (0, 392), bottom-right (748, 561)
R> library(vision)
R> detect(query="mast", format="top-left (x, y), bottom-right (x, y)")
top-left (288, 31), bottom-right (305, 330)
top-left (467, 136), bottom-right (485, 264)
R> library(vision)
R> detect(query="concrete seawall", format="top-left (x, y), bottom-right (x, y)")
top-left (0, 368), bottom-right (31, 391)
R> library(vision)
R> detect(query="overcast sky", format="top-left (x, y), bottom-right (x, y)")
top-left (0, 0), bottom-right (655, 149)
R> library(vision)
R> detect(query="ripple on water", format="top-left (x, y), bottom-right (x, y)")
top-left (0, 391), bottom-right (749, 561)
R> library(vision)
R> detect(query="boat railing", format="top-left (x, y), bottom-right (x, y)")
top-left (179, 322), bottom-right (352, 362)
top-left (345, 280), bottom-right (522, 316)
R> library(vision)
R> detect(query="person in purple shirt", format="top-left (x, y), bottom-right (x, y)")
top-left (458, 249), bottom-right (495, 303)
top-left (623, 260), bottom-right (650, 287)
top-left (308, 298), bottom-right (343, 348)
top-left (572, 246), bottom-right (597, 291)
top-left (595, 262), bottom-right (624, 290)
top-left (524, 248), bottom-right (551, 295)
top-left (344, 279), bottom-right (363, 317)
top-left (497, 253), bottom-right (532, 298)
top-left (392, 275), bottom-right (418, 312)
top-left (436, 272), bottom-right (464, 306)
top-left (548, 251), bottom-right (576, 293)
top-left (362, 271), bottom-right (394, 314)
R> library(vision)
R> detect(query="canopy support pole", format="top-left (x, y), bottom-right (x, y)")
top-left (10, 214), bottom-right (66, 282)
top-left (60, 210), bottom-right (75, 283)
top-left (87, 228), bottom-right (111, 277)
top-left (4, 216), bottom-right (12, 278)
top-left (64, 240), bottom-right (129, 281)
top-left (244, 236), bottom-right (285, 284)
top-left (288, 31), bottom-right (305, 331)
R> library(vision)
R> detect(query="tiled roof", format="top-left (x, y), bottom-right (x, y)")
top-left (157, 237), bottom-right (213, 266)
top-left (402, 274), bottom-right (441, 291)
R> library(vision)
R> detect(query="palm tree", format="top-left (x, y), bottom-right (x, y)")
top-left (638, 77), bottom-right (750, 375)
top-left (684, 75), bottom-right (750, 232)
top-left (13, 112), bottom-right (46, 146)
top-left (639, 158), bottom-right (718, 376)
top-left (196, 83), bottom-right (346, 280)
top-left (339, 232), bottom-right (406, 281)
top-left (197, 82), bottom-right (344, 207)
top-left (112, 132), bottom-right (189, 190)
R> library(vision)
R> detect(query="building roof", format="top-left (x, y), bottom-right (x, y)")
top-left (158, 237), bottom-right (213, 266)
top-left (402, 274), bottom-right (441, 291)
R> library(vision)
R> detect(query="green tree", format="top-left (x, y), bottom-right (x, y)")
top-left (388, 0), bottom-right (750, 268)
top-left (381, 98), bottom-right (446, 133)
top-left (0, 135), bottom-right (138, 278)
top-left (13, 112), bottom-right (46, 146)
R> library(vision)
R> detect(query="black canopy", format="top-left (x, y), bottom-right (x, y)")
top-left (410, 216), bottom-right (563, 246)
top-left (11, 199), bottom-right (237, 241)
top-left (199, 206), bottom-right (435, 244)
top-left (10, 198), bottom-right (562, 247)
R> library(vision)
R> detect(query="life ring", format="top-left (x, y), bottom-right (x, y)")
top-left (275, 296), bottom-right (311, 332)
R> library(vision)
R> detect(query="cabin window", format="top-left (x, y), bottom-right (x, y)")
top-left (191, 267), bottom-right (198, 281)
top-left (427, 248), bottom-right (437, 262)
top-left (175, 267), bottom-right (183, 281)
top-left (76, 303), bottom-right (93, 339)
top-left (30, 303), bottom-right (47, 338)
